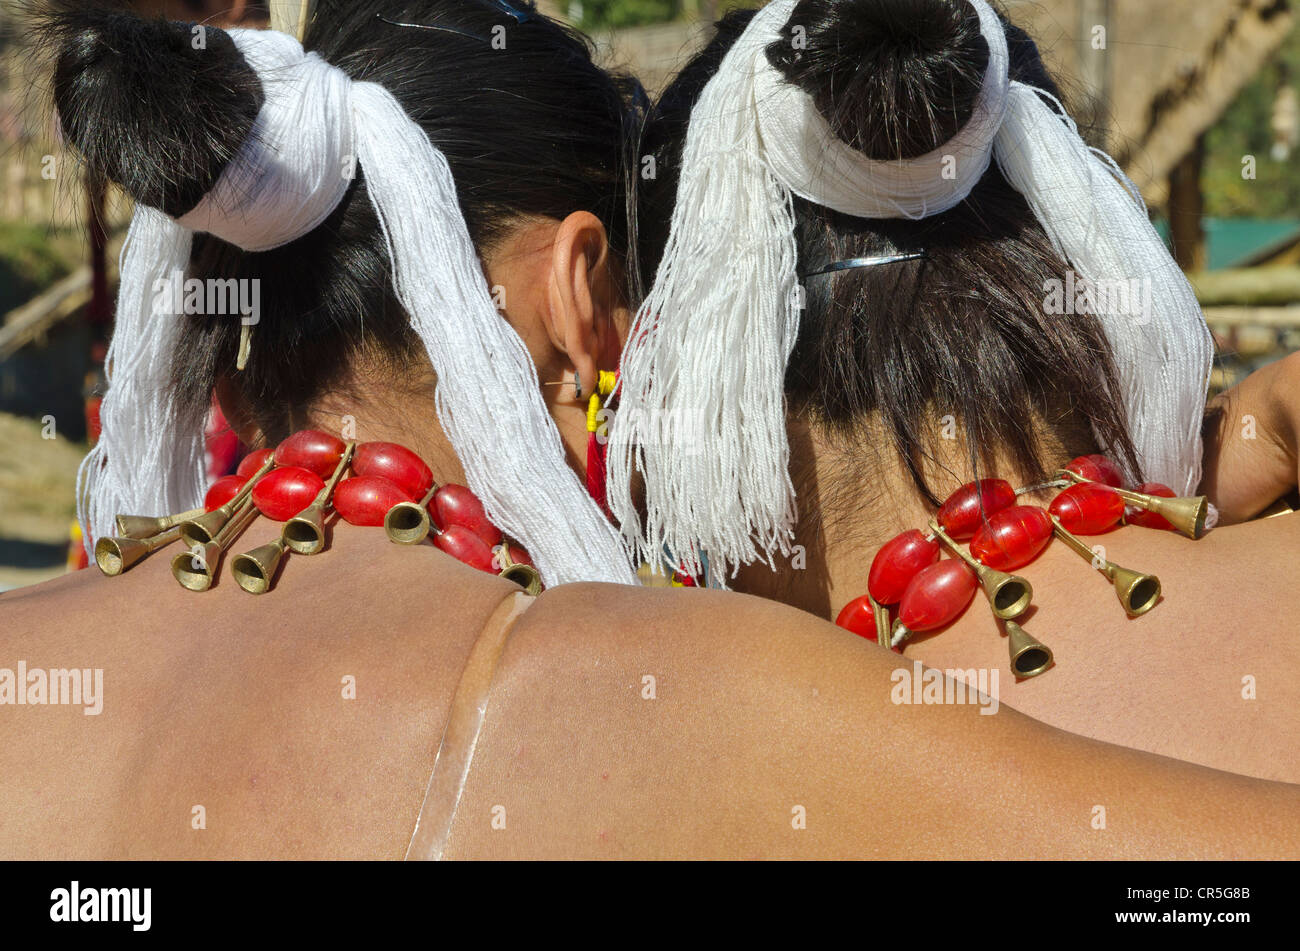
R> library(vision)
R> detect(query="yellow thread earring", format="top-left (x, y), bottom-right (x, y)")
top-left (585, 371), bottom-right (618, 512)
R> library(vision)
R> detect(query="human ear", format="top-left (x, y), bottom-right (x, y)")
top-left (545, 211), bottom-right (619, 398)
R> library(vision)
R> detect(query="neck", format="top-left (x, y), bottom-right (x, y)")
top-left (252, 356), bottom-right (591, 493)
top-left (731, 410), bottom-right (1081, 619)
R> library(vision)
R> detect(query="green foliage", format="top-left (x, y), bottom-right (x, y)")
top-left (1204, 23), bottom-right (1300, 218)
top-left (571, 0), bottom-right (679, 30)
top-left (0, 222), bottom-right (74, 315)
top-left (567, 0), bottom-right (760, 29)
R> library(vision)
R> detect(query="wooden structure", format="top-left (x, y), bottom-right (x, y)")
top-left (4, 0), bottom-right (1298, 356)
top-left (593, 0), bottom-right (1295, 213)
top-left (0, 0), bottom-right (272, 354)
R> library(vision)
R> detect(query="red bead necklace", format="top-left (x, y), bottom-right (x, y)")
top-left (94, 429), bottom-right (541, 596)
top-left (835, 454), bottom-right (1210, 679)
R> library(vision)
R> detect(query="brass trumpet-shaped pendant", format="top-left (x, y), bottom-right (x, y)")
top-left (494, 545), bottom-right (543, 596)
top-left (180, 455), bottom-right (274, 547)
top-left (171, 499), bottom-right (259, 592)
top-left (284, 443), bottom-right (356, 555)
top-left (1004, 620), bottom-right (1053, 678)
top-left (1058, 470), bottom-right (1208, 539)
top-left (385, 483), bottom-right (437, 545)
top-left (869, 593), bottom-right (891, 646)
top-left (928, 520), bottom-right (1033, 620)
top-left (114, 508), bottom-right (204, 541)
top-left (231, 536), bottom-right (288, 595)
top-left (1050, 516), bottom-right (1161, 616)
top-left (94, 526), bottom-right (183, 576)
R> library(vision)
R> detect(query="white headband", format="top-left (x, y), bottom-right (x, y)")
top-left (754, 0), bottom-right (1009, 219)
top-left (608, 0), bottom-right (1213, 583)
top-left (79, 27), bottom-right (637, 588)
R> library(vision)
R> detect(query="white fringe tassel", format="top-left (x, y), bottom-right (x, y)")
top-left (608, 0), bottom-right (1213, 584)
top-left (79, 28), bottom-right (636, 588)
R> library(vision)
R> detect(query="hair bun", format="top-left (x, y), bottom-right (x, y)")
top-left (43, 2), bottom-right (263, 216)
top-left (768, 0), bottom-right (990, 161)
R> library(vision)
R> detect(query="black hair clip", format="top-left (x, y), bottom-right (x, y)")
top-left (376, 2), bottom-right (535, 42)
top-left (799, 251), bottom-right (926, 279)
top-left (376, 15), bottom-right (484, 41)
top-left (488, 0), bottom-right (536, 23)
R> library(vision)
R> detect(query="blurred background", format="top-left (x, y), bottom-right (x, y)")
top-left (0, 0), bottom-right (1297, 590)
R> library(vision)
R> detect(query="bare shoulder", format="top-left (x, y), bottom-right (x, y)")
top-left (439, 581), bottom-right (1300, 859)
top-left (510, 580), bottom-right (876, 669)
top-left (496, 581), bottom-right (898, 726)
top-left (443, 582), bottom-right (894, 859)
top-left (0, 527), bottom-right (523, 859)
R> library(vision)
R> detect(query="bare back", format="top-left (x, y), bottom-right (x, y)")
top-left (0, 523), bottom-right (513, 858)
top-left (898, 510), bottom-right (1300, 783)
top-left (0, 518), bottom-right (1297, 859)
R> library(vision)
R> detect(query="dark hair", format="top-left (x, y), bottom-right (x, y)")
top-left (637, 0), bottom-right (1141, 506)
top-left (40, 0), bottom-right (645, 444)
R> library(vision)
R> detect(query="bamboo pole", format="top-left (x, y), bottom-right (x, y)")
top-left (1188, 268), bottom-right (1300, 307)
top-left (269, 0), bottom-right (313, 41)
top-left (1077, 0), bottom-right (1111, 151)
top-left (1168, 134), bottom-right (1207, 272)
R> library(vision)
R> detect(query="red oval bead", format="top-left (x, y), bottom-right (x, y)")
top-left (353, 442), bottom-right (433, 499)
top-left (835, 595), bottom-right (880, 643)
top-left (936, 479), bottom-right (1017, 540)
top-left (236, 447), bottom-right (274, 479)
top-left (273, 430), bottom-right (346, 479)
top-left (204, 475), bottom-right (248, 512)
top-left (252, 466), bottom-right (325, 522)
top-left (432, 485), bottom-right (502, 547)
top-left (867, 529), bottom-right (940, 605)
top-left (897, 559), bottom-right (978, 632)
top-left (970, 505), bottom-right (1053, 570)
top-left (1065, 454), bottom-right (1124, 488)
top-left (333, 476), bottom-right (413, 527)
top-left (505, 543), bottom-right (534, 568)
top-left (1127, 482), bottom-right (1176, 530)
top-left (206, 427), bottom-right (240, 481)
top-left (1048, 483), bottom-right (1124, 535)
top-left (434, 524), bottom-right (498, 573)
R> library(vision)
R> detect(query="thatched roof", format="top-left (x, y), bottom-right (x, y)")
top-left (4, 0), bottom-right (1290, 214)
top-left (592, 0), bottom-right (1295, 211)
top-left (1005, 0), bottom-right (1294, 207)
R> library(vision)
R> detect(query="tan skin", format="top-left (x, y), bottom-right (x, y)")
top-left (734, 419), bottom-right (1300, 785)
top-left (1202, 350), bottom-right (1300, 524)
top-left (1, 214), bottom-right (1298, 859)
